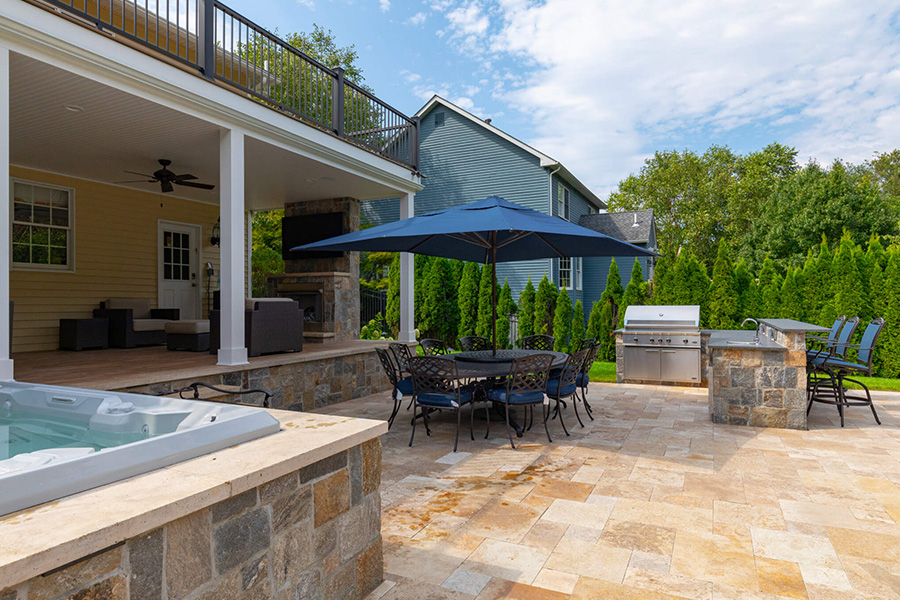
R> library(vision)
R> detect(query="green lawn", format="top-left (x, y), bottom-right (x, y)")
top-left (589, 361), bottom-right (900, 392)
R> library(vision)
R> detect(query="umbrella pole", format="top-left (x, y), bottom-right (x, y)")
top-left (491, 239), bottom-right (497, 356)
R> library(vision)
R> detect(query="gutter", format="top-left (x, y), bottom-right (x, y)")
top-left (547, 165), bottom-right (561, 285)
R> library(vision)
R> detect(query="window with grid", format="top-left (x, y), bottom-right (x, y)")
top-left (575, 257), bottom-right (583, 290)
top-left (557, 183), bottom-right (570, 220)
top-left (12, 180), bottom-right (74, 271)
top-left (559, 257), bottom-right (572, 289)
top-left (163, 231), bottom-right (191, 281)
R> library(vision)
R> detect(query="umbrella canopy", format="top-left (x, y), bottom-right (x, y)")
top-left (295, 196), bottom-right (658, 353)
top-left (295, 196), bottom-right (657, 262)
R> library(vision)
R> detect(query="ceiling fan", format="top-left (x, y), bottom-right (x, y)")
top-left (117, 159), bottom-right (215, 194)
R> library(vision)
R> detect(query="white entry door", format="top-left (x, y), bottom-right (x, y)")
top-left (158, 221), bottom-right (201, 320)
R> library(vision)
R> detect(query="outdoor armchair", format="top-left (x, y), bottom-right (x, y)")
top-left (487, 353), bottom-right (554, 449)
top-left (458, 336), bottom-right (491, 352)
top-left (408, 356), bottom-right (481, 452)
top-left (420, 338), bottom-right (451, 356)
top-left (521, 335), bottom-right (555, 351)
top-left (94, 298), bottom-right (179, 348)
top-left (209, 298), bottom-right (303, 357)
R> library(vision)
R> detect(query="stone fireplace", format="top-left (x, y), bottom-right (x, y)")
top-left (268, 198), bottom-right (360, 343)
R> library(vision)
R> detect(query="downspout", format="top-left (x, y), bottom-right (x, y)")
top-left (547, 165), bottom-right (561, 285)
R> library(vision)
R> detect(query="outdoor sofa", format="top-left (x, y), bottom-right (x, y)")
top-left (209, 298), bottom-right (303, 357)
top-left (93, 298), bottom-right (180, 348)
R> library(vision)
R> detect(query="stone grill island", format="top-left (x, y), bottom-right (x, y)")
top-left (708, 319), bottom-right (828, 429)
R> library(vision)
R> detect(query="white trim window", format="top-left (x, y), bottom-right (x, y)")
top-left (559, 257), bottom-right (572, 290)
top-left (575, 257), bottom-right (583, 290)
top-left (557, 182), bottom-right (570, 220)
top-left (11, 180), bottom-right (75, 271)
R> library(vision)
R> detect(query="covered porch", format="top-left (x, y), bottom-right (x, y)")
top-left (0, 0), bottom-right (422, 384)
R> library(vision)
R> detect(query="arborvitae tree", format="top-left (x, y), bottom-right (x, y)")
top-left (414, 255), bottom-right (431, 328)
top-left (673, 253), bottom-right (710, 321)
top-left (571, 300), bottom-right (586, 352)
top-left (586, 300), bottom-right (602, 342)
top-left (779, 267), bottom-right (804, 320)
top-left (496, 280), bottom-right (516, 349)
top-left (878, 250), bottom-right (900, 377)
top-left (422, 258), bottom-right (457, 342)
top-left (533, 274), bottom-right (556, 336)
top-left (553, 288), bottom-right (573, 352)
top-left (475, 264), bottom-right (498, 340)
top-left (386, 254), bottom-right (401, 336)
top-left (866, 235), bottom-right (887, 271)
top-left (758, 256), bottom-right (781, 318)
top-left (601, 258), bottom-right (626, 328)
top-left (734, 259), bottom-right (758, 320)
top-left (518, 278), bottom-right (536, 344)
top-left (450, 259), bottom-right (465, 291)
top-left (457, 262), bottom-right (480, 339)
top-left (651, 253), bottom-right (675, 304)
top-left (707, 243), bottom-right (739, 329)
top-left (596, 300), bottom-right (617, 361)
top-left (800, 251), bottom-right (818, 322)
top-left (813, 237), bottom-right (834, 324)
top-left (618, 259), bottom-right (647, 327)
top-left (831, 233), bottom-right (866, 322)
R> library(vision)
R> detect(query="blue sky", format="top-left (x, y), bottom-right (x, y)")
top-left (225, 0), bottom-right (900, 197)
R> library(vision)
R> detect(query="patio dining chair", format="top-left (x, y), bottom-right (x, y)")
top-left (572, 337), bottom-right (596, 352)
top-left (420, 338), bottom-right (451, 356)
top-left (808, 316), bottom-right (859, 395)
top-left (486, 353), bottom-right (554, 449)
top-left (458, 335), bottom-right (491, 352)
top-left (576, 341), bottom-right (601, 423)
top-left (376, 347), bottom-right (414, 429)
top-left (388, 342), bottom-right (413, 375)
top-left (408, 356), bottom-right (481, 452)
top-left (808, 318), bottom-right (885, 427)
top-left (521, 334), bottom-right (555, 351)
top-left (546, 347), bottom-right (590, 431)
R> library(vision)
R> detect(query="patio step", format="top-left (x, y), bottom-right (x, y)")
top-left (164, 384), bottom-right (242, 401)
top-left (303, 331), bottom-right (336, 343)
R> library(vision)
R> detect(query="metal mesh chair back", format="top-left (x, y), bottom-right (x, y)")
top-left (459, 336), bottom-right (491, 351)
top-left (834, 317), bottom-right (860, 358)
top-left (857, 318), bottom-right (886, 368)
top-left (572, 338), bottom-right (596, 352)
top-left (558, 348), bottom-right (590, 390)
top-left (420, 338), bottom-right (449, 356)
top-left (408, 356), bottom-right (459, 396)
top-left (376, 347), bottom-right (399, 387)
top-left (580, 342), bottom-right (600, 377)
top-left (505, 353), bottom-right (554, 395)
top-left (521, 335), bottom-right (555, 351)
top-left (388, 342), bottom-right (412, 372)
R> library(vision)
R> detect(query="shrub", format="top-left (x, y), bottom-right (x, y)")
top-left (619, 259), bottom-right (647, 327)
top-left (457, 262), bottom-right (480, 338)
top-left (534, 274), bottom-right (557, 335)
top-left (570, 300), bottom-right (586, 352)
top-left (518, 278), bottom-right (536, 344)
top-left (360, 314), bottom-right (392, 340)
top-left (475, 264), bottom-right (498, 340)
top-left (553, 288), bottom-right (573, 352)
top-left (707, 243), bottom-right (739, 329)
top-left (496, 279), bottom-right (516, 349)
top-left (386, 254), bottom-right (401, 336)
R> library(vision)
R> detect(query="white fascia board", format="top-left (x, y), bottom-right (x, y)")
top-left (416, 95), bottom-right (602, 209)
top-left (0, 1), bottom-right (422, 194)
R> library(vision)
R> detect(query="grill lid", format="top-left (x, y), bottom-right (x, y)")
top-left (623, 305), bottom-right (700, 331)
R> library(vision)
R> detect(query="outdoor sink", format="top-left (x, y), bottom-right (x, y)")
top-left (726, 340), bottom-right (761, 346)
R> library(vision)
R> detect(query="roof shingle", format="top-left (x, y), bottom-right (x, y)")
top-left (578, 209), bottom-right (655, 245)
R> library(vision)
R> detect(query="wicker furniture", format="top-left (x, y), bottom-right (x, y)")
top-left (210, 298), bottom-right (303, 357)
top-left (59, 318), bottom-right (109, 351)
top-left (165, 320), bottom-right (210, 352)
top-left (408, 356), bottom-right (480, 452)
top-left (521, 334), bottom-right (555, 351)
top-left (93, 298), bottom-right (179, 348)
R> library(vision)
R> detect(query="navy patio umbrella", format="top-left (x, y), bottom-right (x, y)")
top-left (295, 196), bottom-right (657, 352)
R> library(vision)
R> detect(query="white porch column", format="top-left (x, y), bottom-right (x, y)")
top-left (217, 128), bottom-right (248, 365)
top-left (398, 192), bottom-right (415, 343)
top-left (0, 46), bottom-right (13, 380)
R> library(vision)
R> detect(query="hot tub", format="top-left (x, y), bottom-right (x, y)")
top-left (0, 381), bottom-right (281, 516)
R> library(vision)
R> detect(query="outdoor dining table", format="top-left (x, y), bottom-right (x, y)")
top-left (447, 349), bottom-right (568, 437)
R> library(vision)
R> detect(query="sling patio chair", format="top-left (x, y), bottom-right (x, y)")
top-left (420, 338), bottom-right (451, 356)
top-left (807, 316), bottom-right (859, 396)
top-left (375, 347), bottom-right (413, 429)
top-left (808, 318), bottom-right (885, 427)
top-left (521, 334), bottom-right (555, 351)
top-left (486, 353), bottom-right (554, 449)
top-left (458, 335), bottom-right (491, 352)
top-left (806, 315), bottom-right (846, 361)
top-left (407, 356), bottom-right (482, 452)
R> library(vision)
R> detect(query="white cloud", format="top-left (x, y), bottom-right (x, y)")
top-left (404, 11), bottom-right (427, 26)
top-left (379, 0), bottom-right (391, 12)
top-left (401, 69), bottom-right (422, 83)
top-left (477, 0), bottom-right (900, 195)
top-left (296, 0), bottom-right (314, 9)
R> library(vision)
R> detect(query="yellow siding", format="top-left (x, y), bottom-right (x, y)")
top-left (10, 167), bottom-right (223, 353)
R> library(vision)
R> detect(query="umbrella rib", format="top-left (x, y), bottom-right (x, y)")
top-left (407, 234), bottom-right (437, 253)
top-left (496, 231), bottom-right (532, 249)
top-left (533, 232), bottom-right (565, 258)
top-left (446, 233), bottom-right (491, 248)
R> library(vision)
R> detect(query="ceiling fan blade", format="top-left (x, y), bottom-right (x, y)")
top-left (114, 179), bottom-right (156, 184)
top-left (175, 180), bottom-right (216, 190)
top-left (161, 180), bottom-right (175, 194)
top-left (124, 170), bottom-right (155, 178)
top-left (173, 173), bottom-right (198, 182)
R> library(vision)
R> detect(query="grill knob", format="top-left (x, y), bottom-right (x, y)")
top-left (666, 338), bottom-right (671, 344)
top-left (683, 339), bottom-right (688, 344)
top-left (633, 337), bottom-right (639, 343)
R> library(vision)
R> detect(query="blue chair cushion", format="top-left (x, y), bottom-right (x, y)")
top-left (397, 377), bottom-right (414, 395)
top-left (576, 373), bottom-right (589, 387)
top-left (486, 389), bottom-right (545, 405)
top-left (416, 388), bottom-right (473, 408)
top-left (546, 378), bottom-right (577, 397)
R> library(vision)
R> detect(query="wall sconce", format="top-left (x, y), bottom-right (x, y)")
top-left (210, 218), bottom-right (221, 247)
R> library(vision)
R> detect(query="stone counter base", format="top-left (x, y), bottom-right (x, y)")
top-left (119, 351), bottom-right (391, 412)
top-left (0, 438), bottom-right (384, 600)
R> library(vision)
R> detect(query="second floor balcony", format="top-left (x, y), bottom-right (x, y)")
top-left (29, 0), bottom-right (419, 171)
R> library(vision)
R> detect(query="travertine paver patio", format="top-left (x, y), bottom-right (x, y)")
top-left (314, 383), bottom-right (900, 599)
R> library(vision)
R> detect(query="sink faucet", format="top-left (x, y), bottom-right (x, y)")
top-left (740, 318), bottom-right (761, 344)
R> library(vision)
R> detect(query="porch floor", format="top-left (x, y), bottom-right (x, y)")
top-left (11, 340), bottom-right (388, 391)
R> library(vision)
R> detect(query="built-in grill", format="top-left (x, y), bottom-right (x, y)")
top-left (622, 305), bottom-right (701, 383)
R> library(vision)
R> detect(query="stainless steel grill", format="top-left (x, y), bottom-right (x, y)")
top-left (622, 305), bottom-right (701, 383)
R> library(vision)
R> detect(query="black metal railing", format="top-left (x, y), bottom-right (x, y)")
top-left (360, 288), bottom-right (387, 327)
top-left (37, 0), bottom-right (419, 170)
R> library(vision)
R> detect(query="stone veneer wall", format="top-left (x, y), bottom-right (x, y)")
top-left (118, 350), bottom-right (391, 411)
top-left (708, 330), bottom-right (808, 429)
top-left (0, 439), bottom-right (384, 600)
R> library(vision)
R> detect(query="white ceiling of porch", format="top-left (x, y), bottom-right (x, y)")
top-left (9, 53), bottom-right (400, 210)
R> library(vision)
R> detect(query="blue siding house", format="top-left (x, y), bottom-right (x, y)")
top-left (362, 96), bottom-right (655, 313)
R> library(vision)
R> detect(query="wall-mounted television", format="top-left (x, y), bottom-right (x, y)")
top-left (282, 212), bottom-right (344, 260)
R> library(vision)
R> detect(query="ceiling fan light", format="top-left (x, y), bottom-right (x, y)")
top-left (64, 104), bottom-right (84, 113)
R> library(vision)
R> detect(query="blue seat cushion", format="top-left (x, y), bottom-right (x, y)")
top-left (397, 377), bottom-right (414, 396)
top-left (546, 378), bottom-right (577, 397)
top-left (486, 389), bottom-right (545, 405)
top-left (416, 388), bottom-right (473, 408)
top-left (576, 373), bottom-right (589, 387)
